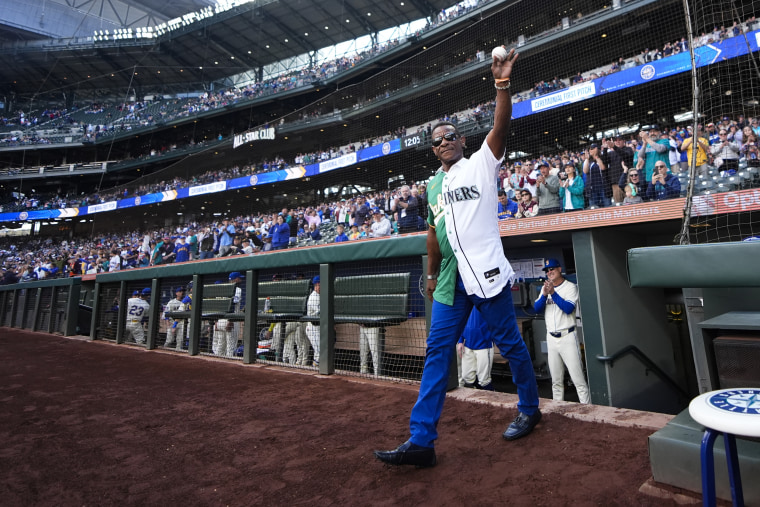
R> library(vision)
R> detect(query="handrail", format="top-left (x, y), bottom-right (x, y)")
top-left (596, 345), bottom-right (689, 399)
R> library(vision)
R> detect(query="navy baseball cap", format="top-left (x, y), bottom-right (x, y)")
top-left (132, 290), bottom-right (140, 296)
top-left (372, 207), bottom-right (382, 214)
top-left (175, 286), bottom-right (185, 293)
top-left (141, 287), bottom-right (152, 295)
top-left (542, 259), bottom-right (562, 271)
top-left (229, 271), bottom-right (243, 280)
top-left (312, 275), bottom-right (320, 284)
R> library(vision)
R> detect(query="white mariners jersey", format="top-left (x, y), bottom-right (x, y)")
top-left (126, 297), bottom-right (150, 323)
top-left (435, 138), bottom-right (515, 299)
top-left (163, 298), bottom-right (185, 319)
top-left (535, 280), bottom-right (578, 333)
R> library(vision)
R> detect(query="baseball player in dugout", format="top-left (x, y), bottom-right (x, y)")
top-left (534, 259), bottom-right (590, 404)
top-left (375, 46), bottom-right (541, 468)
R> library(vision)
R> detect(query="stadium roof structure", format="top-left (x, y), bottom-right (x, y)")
top-left (0, 0), bottom-right (456, 97)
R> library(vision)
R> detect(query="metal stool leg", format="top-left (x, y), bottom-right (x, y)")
top-left (723, 433), bottom-right (744, 507)
top-left (701, 429), bottom-right (719, 507)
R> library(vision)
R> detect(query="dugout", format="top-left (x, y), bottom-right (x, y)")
top-left (1, 215), bottom-right (708, 415)
top-left (627, 241), bottom-right (760, 503)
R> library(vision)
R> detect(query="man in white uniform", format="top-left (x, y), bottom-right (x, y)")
top-left (125, 288), bottom-right (151, 344)
top-left (305, 276), bottom-right (321, 367)
top-left (163, 286), bottom-right (186, 350)
top-left (213, 272), bottom-right (243, 357)
top-left (534, 258), bottom-right (590, 404)
top-left (375, 47), bottom-right (540, 469)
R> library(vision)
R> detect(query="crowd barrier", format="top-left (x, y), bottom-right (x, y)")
top-left (0, 236), bottom-right (433, 382)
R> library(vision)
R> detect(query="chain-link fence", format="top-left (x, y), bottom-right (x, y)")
top-left (249, 268), bottom-right (319, 368)
top-left (94, 282), bottom-right (121, 342)
top-left (331, 258), bottom-right (426, 380)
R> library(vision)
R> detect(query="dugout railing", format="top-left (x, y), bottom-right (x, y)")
top-left (0, 235), bottom-right (439, 384)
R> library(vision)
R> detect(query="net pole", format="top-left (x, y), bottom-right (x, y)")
top-left (678, 0), bottom-right (701, 245)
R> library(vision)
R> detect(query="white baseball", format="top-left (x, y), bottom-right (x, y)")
top-left (492, 46), bottom-right (508, 61)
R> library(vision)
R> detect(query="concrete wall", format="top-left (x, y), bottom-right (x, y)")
top-left (573, 229), bottom-right (681, 412)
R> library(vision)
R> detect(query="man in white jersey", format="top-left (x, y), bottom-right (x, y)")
top-left (305, 276), bottom-right (321, 367)
top-left (533, 259), bottom-right (590, 404)
top-left (213, 272), bottom-right (244, 357)
top-left (163, 286), bottom-right (186, 350)
top-left (375, 47), bottom-right (540, 468)
top-left (125, 288), bottom-right (151, 344)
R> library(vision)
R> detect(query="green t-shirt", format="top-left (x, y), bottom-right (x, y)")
top-left (426, 170), bottom-right (458, 306)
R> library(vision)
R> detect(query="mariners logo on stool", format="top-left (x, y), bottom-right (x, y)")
top-left (708, 388), bottom-right (760, 415)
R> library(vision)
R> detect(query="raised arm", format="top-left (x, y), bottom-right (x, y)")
top-left (486, 47), bottom-right (518, 160)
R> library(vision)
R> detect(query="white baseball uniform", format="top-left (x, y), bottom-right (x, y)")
top-left (535, 280), bottom-right (590, 404)
top-left (163, 297), bottom-right (186, 349)
top-left (125, 297), bottom-right (150, 344)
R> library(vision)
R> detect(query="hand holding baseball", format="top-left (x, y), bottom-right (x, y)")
top-left (491, 46), bottom-right (518, 80)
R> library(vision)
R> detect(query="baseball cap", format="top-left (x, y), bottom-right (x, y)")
top-left (589, 143), bottom-right (599, 149)
top-left (132, 290), bottom-right (140, 296)
top-left (312, 275), bottom-right (320, 284)
top-left (372, 207), bottom-right (382, 214)
top-left (141, 288), bottom-right (152, 295)
top-left (175, 286), bottom-right (185, 293)
top-left (542, 258), bottom-right (562, 272)
top-left (229, 271), bottom-right (243, 280)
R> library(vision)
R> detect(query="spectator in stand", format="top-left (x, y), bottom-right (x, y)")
top-left (535, 162), bottom-right (560, 214)
top-left (741, 132), bottom-right (760, 166)
top-left (417, 184), bottom-right (429, 219)
top-left (646, 162), bottom-right (681, 201)
top-left (559, 164), bottom-right (585, 212)
top-left (497, 190), bottom-right (518, 219)
top-left (680, 130), bottom-right (710, 178)
top-left (516, 189), bottom-right (539, 218)
top-left (369, 208), bottom-right (392, 237)
top-left (392, 186), bottom-right (420, 234)
top-left (217, 219), bottom-right (236, 256)
top-left (270, 214), bottom-right (290, 250)
top-left (582, 143), bottom-right (610, 208)
top-left (521, 161), bottom-right (539, 197)
top-left (619, 163), bottom-right (646, 200)
top-left (198, 227), bottom-right (216, 259)
top-left (288, 210), bottom-right (299, 246)
top-left (603, 136), bottom-right (634, 204)
top-left (109, 249), bottom-right (122, 271)
top-left (308, 223), bottom-right (322, 241)
top-left (353, 196), bottom-right (372, 227)
top-left (348, 224), bottom-right (361, 240)
top-left (174, 236), bottom-right (190, 263)
top-left (623, 183), bottom-right (643, 205)
top-left (705, 122), bottom-right (720, 145)
top-left (637, 126), bottom-right (670, 191)
top-left (334, 224), bottom-right (349, 242)
top-left (711, 129), bottom-right (741, 173)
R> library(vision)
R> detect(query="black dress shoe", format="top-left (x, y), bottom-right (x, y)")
top-left (502, 410), bottom-right (542, 441)
top-left (374, 440), bottom-right (437, 468)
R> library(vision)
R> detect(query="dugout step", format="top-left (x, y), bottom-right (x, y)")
top-left (648, 408), bottom-right (760, 503)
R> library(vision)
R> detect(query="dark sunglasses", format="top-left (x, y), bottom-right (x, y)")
top-left (629, 173), bottom-right (639, 177)
top-left (432, 132), bottom-right (459, 147)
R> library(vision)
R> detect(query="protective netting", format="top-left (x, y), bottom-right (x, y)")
top-left (22, 287), bottom-right (37, 330)
top-left (94, 283), bottom-right (121, 341)
top-left (327, 258), bottom-right (425, 379)
top-left (157, 277), bottom-right (194, 352)
top-left (38, 287), bottom-right (53, 333)
top-left (253, 268), bottom-right (320, 368)
top-left (683, 0), bottom-right (760, 243)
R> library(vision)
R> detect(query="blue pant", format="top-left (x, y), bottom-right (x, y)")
top-left (409, 276), bottom-right (539, 448)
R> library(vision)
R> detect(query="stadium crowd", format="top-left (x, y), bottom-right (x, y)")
top-left (2, 109), bottom-right (759, 284)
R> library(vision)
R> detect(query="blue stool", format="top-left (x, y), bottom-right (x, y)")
top-left (688, 388), bottom-right (760, 507)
